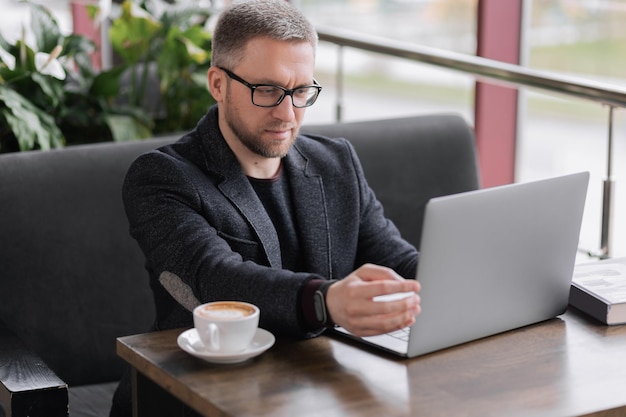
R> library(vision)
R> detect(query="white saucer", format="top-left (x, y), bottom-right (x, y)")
top-left (177, 328), bottom-right (275, 364)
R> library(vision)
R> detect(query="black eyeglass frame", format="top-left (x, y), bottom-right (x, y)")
top-left (219, 67), bottom-right (322, 108)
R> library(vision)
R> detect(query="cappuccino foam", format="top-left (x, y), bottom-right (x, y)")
top-left (198, 302), bottom-right (255, 320)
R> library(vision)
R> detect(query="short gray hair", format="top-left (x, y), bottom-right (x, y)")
top-left (211, 0), bottom-right (318, 69)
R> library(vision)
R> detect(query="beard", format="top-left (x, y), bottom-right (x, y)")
top-left (229, 118), bottom-right (298, 158)
top-left (223, 95), bottom-right (299, 159)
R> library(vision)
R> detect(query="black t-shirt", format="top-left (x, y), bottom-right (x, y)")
top-left (248, 166), bottom-right (305, 272)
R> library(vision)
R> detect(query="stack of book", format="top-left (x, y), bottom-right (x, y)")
top-left (569, 257), bottom-right (626, 325)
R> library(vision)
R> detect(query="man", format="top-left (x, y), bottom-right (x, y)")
top-left (126, 0), bottom-right (420, 339)
top-left (112, 0), bottom-right (420, 413)
top-left (112, 1), bottom-right (421, 414)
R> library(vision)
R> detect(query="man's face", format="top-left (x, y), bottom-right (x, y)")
top-left (217, 38), bottom-right (316, 159)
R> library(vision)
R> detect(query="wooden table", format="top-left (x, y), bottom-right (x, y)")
top-left (117, 309), bottom-right (626, 417)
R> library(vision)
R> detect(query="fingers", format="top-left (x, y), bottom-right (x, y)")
top-left (325, 264), bottom-right (422, 337)
top-left (348, 263), bottom-right (420, 301)
top-left (352, 263), bottom-right (404, 282)
top-left (341, 295), bottom-right (421, 337)
top-left (347, 307), bottom-right (419, 337)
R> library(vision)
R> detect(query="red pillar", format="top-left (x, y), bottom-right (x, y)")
top-left (71, 0), bottom-right (102, 70)
top-left (474, 0), bottom-right (523, 187)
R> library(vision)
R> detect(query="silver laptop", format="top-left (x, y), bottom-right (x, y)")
top-left (335, 171), bottom-right (589, 357)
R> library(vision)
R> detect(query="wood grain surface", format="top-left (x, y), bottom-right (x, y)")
top-left (117, 309), bottom-right (626, 417)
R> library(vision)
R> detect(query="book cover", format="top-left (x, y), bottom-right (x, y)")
top-left (569, 257), bottom-right (626, 325)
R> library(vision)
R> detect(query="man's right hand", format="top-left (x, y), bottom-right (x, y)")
top-left (325, 263), bottom-right (421, 337)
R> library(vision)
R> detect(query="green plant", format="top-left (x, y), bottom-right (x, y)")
top-left (0, 0), bottom-right (215, 153)
top-left (0, 1), bottom-right (151, 153)
top-left (108, 0), bottom-right (215, 134)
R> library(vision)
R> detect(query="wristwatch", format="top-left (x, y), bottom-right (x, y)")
top-left (313, 280), bottom-right (337, 326)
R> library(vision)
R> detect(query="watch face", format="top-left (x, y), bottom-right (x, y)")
top-left (314, 291), bottom-right (325, 323)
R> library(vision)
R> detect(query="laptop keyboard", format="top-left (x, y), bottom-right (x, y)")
top-left (387, 327), bottom-right (410, 342)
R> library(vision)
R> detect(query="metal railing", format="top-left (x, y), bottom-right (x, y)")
top-left (317, 26), bottom-right (626, 259)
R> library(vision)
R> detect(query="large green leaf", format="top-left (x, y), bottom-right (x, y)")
top-left (179, 26), bottom-right (210, 64)
top-left (104, 113), bottom-right (152, 141)
top-left (31, 72), bottom-right (64, 108)
top-left (63, 34), bottom-right (96, 59)
top-left (156, 27), bottom-right (186, 87)
top-left (109, 1), bottom-right (161, 64)
top-left (156, 25), bottom-right (208, 91)
top-left (61, 35), bottom-right (97, 82)
top-left (0, 65), bottom-right (26, 84)
top-left (181, 25), bottom-right (211, 47)
top-left (159, 1), bottom-right (211, 31)
top-left (180, 37), bottom-right (209, 64)
top-left (29, 3), bottom-right (63, 53)
top-left (0, 86), bottom-right (64, 151)
top-left (90, 65), bottom-right (127, 99)
top-left (7, 40), bottom-right (37, 73)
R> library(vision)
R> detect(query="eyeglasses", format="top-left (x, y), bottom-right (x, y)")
top-left (219, 67), bottom-right (322, 108)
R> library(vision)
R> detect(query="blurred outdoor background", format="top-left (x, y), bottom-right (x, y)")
top-left (1, 0), bottom-right (624, 258)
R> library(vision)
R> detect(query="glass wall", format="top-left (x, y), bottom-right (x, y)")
top-left (520, 0), bottom-right (626, 257)
top-left (299, 0), bottom-right (478, 124)
top-left (301, 0), bottom-right (625, 258)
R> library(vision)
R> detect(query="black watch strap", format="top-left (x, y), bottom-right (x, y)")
top-left (314, 280), bottom-right (337, 327)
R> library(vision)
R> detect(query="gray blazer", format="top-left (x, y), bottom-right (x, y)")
top-left (122, 106), bottom-right (418, 337)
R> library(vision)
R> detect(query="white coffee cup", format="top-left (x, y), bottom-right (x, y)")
top-left (193, 301), bottom-right (260, 353)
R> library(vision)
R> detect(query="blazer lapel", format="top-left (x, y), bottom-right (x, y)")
top-left (285, 148), bottom-right (332, 278)
top-left (219, 177), bottom-right (283, 269)
top-left (195, 109), bottom-right (282, 269)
